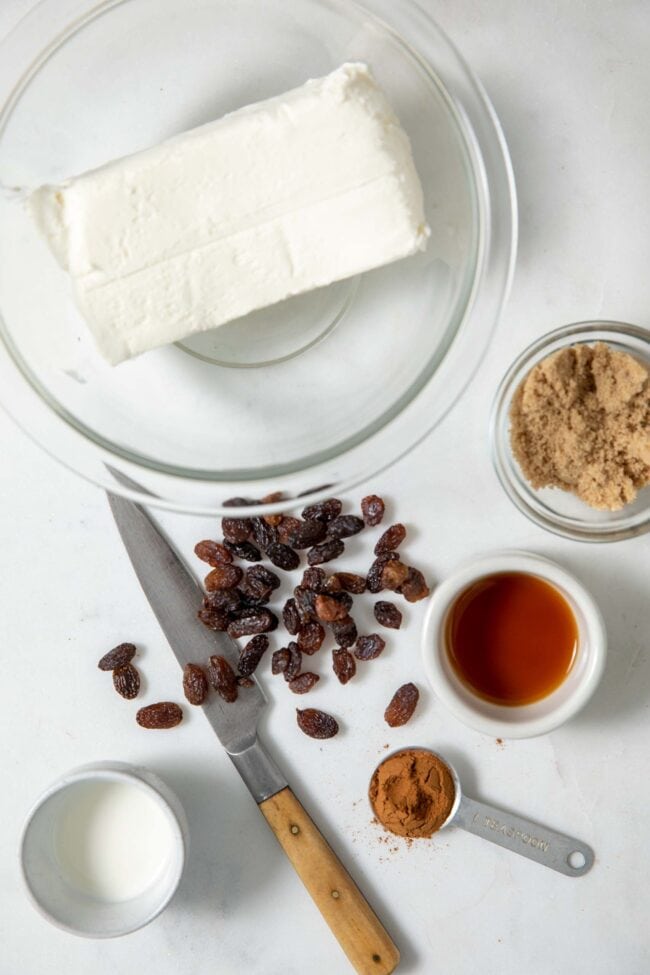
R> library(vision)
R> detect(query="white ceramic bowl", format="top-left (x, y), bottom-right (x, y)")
top-left (421, 551), bottom-right (606, 739)
top-left (20, 761), bottom-right (188, 938)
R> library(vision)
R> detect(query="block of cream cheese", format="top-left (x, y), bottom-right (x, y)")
top-left (29, 62), bottom-right (430, 365)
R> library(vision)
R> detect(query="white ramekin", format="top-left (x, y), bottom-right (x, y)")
top-left (421, 551), bottom-right (606, 739)
top-left (20, 761), bottom-right (189, 938)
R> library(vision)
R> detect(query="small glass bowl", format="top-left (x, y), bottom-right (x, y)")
top-left (490, 321), bottom-right (650, 542)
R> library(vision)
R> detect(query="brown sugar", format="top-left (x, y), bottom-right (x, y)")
top-left (369, 748), bottom-right (456, 839)
top-left (509, 342), bottom-right (649, 510)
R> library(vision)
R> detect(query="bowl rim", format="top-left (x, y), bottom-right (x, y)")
top-left (489, 319), bottom-right (650, 542)
top-left (19, 761), bottom-right (188, 938)
top-left (420, 550), bottom-right (607, 739)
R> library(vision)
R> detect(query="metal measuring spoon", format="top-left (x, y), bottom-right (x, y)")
top-left (371, 749), bottom-right (594, 877)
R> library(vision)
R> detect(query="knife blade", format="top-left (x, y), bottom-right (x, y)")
top-left (106, 468), bottom-right (399, 975)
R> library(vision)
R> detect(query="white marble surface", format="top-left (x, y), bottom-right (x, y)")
top-left (1, 2), bottom-right (649, 973)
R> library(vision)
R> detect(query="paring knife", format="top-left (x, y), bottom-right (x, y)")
top-left (106, 472), bottom-right (399, 975)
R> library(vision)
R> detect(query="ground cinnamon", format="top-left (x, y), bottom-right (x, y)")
top-left (509, 341), bottom-right (649, 510)
top-left (369, 748), bottom-right (456, 838)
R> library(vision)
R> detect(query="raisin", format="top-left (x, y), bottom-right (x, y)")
top-left (294, 586), bottom-right (317, 621)
top-left (375, 523), bottom-right (406, 556)
top-left (136, 702), bottom-right (183, 729)
top-left (266, 542), bottom-right (300, 571)
top-left (222, 516), bottom-right (252, 543)
top-left (301, 567), bottom-right (328, 591)
top-left (183, 663), bottom-right (208, 705)
top-left (296, 708), bottom-right (339, 739)
top-left (223, 497), bottom-right (257, 507)
top-left (361, 494), bottom-right (385, 527)
top-left (261, 492), bottom-right (284, 526)
top-left (112, 663), bottom-right (140, 699)
top-left (283, 642), bottom-right (302, 682)
top-left (203, 589), bottom-right (242, 614)
top-left (297, 621), bottom-right (325, 655)
top-left (198, 604), bottom-right (230, 631)
top-left (324, 574), bottom-right (342, 592)
top-left (328, 572), bottom-right (366, 594)
top-left (315, 593), bottom-right (350, 623)
top-left (194, 540), bottom-right (233, 566)
top-left (241, 564), bottom-right (281, 601)
top-left (236, 589), bottom-right (270, 609)
top-left (272, 648), bottom-right (291, 675)
top-left (330, 616), bottom-right (358, 648)
top-left (98, 642), bottom-right (136, 671)
top-left (354, 633), bottom-right (386, 660)
top-left (326, 515), bottom-right (364, 539)
top-left (282, 519), bottom-right (327, 549)
top-left (301, 498), bottom-right (342, 524)
top-left (251, 517), bottom-right (278, 551)
top-left (380, 560), bottom-right (410, 592)
top-left (374, 601), bottom-right (403, 630)
top-left (237, 676), bottom-right (255, 688)
top-left (223, 540), bottom-right (262, 562)
top-left (208, 655), bottom-right (238, 703)
top-left (277, 517), bottom-right (304, 545)
top-left (399, 567), bottom-right (431, 603)
top-left (204, 564), bottom-right (243, 591)
top-left (384, 682), bottom-right (419, 727)
top-left (366, 552), bottom-right (400, 594)
top-left (288, 672), bottom-right (320, 694)
top-left (307, 538), bottom-right (344, 565)
top-left (282, 598), bottom-right (301, 635)
top-left (332, 648), bottom-right (356, 685)
top-left (227, 610), bottom-right (278, 638)
top-left (238, 634), bottom-right (269, 676)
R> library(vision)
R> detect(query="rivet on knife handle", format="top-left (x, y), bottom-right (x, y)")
top-left (260, 787), bottom-right (400, 975)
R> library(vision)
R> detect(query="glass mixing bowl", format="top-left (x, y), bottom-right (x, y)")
top-left (490, 321), bottom-right (650, 542)
top-left (0, 0), bottom-right (516, 516)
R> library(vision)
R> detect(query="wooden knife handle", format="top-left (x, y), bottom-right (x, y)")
top-left (260, 787), bottom-right (399, 975)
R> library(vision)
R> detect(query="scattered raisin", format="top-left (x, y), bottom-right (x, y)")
top-left (112, 663), bottom-right (140, 699)
top-left (183, 663), bottom-right (208, 705)
top-left (136, 702), bottom-right (183, 729)
top-left (238, 635), bottom-right (269, 677)
top-left (266, 542), bottom-right (300, 571)
top-left (354, 633), bottom-right (386, 660)
top-left (326, 515), bottom-right (364, 539)
top-left (208, 655), bottom-right (238, 703)
top-left (281, 519), bottom-right (327, 549)
top-left (384, 683), bottom-right (419, 727)
top-left (328, 572), bottom-right (366, 594)
top-left (223, 497), bottom-right (257, 508)
top-left (374, 601), bottom-right (403, 630)
top-left (361, 495), bottom-right (385, 527)
top-left (251, 517), bottom-right (278, 551)
top-left (203, 589), bottom-right (242, 614)
top-left (204, 564), bottom-right (243, 591)
top-left (380, 560), bottom-right (410, 592)
top-left (194, 540), bottom-right (233, 566)
top-left (330, 616), bottom-right (358, 648)
top-left (222, 516), bottom-right (253, 544)
top-left (315, 593), bottom-right (350, 623)
top-left (98, 642), bottom-right (136, 671)
top-left (241, 564), bottom-right (281, 602)
top-left (261, 492), bottom-right (284, 526)
top-left (296, 708), bottom-right (339, 739)
top-left (288, 672), bottom-right (320, 694)
top-left (307, 537), bottom-right (345, 565)
top-left (277, 517), bottom-right (304, 545)
top-left (198, 604), bottom-right (230, 631)
top-left (282, 598), bottom-right (301, 635)
top-left (297, 621), bottom-right (325, 655)
top-left (227, 609), bottom-right (278, 638)
top-left (283, 643), bottom-right (302, 682)
top-left (272, 648), bottom-right (291, 675)
top-left (399, 567), bottom-right (431, 603)
top-left (301, 567), bottom-right (328, 591)
top-left (294, 586), bottom-right (317, 621)
top-left (223, 540), bottom-right (262, 562)
top-left (332, 648), bottom-right (356, 685)
top-left (301, 498), bottom-right (342, 524)
top-left (374, 523), bottom-right (406, 555)
top-left (237, 676), bottom-right (255, 688)
top-left (366, 552), bottom-right (400, 593)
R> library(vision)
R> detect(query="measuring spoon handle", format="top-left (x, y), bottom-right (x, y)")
top-left (454, 795), bottom-right (594, 877)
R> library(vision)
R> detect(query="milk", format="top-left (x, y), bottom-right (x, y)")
top-left (55, 780), bottom-right (174, 902)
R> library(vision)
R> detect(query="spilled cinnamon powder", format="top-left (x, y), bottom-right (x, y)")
top-left (509, 342), bottom-right (649, 510)
top-left (369, 748), bottom-right (456, 838)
